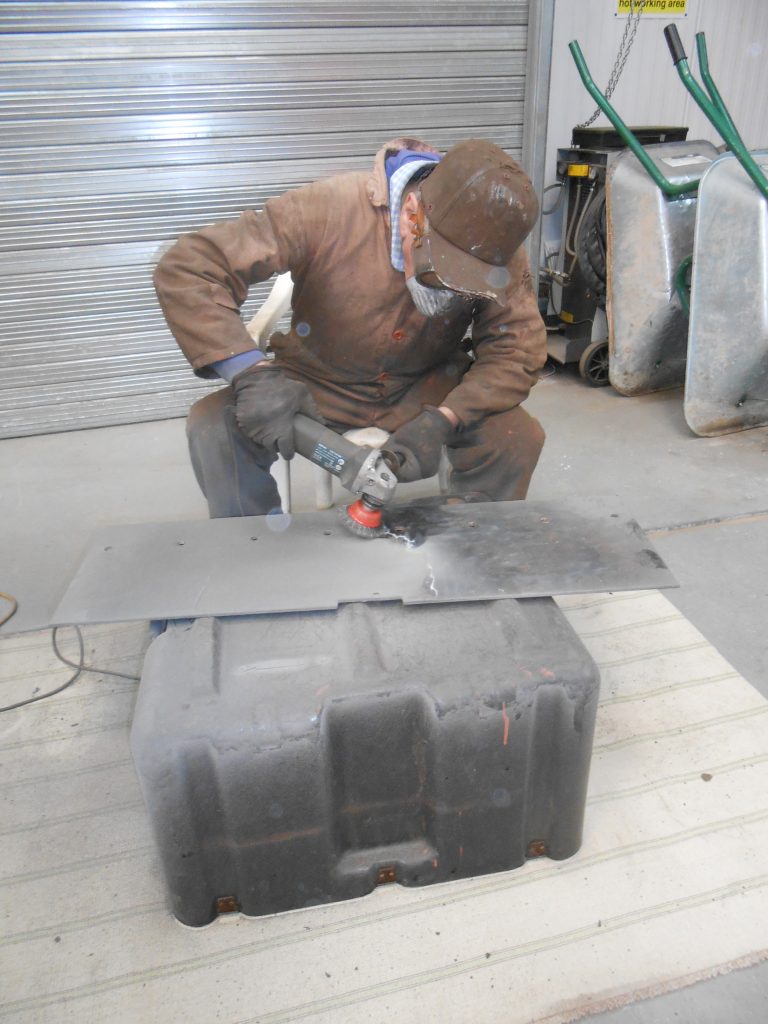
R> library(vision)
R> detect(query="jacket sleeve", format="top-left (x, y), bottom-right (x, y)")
top-left (440, 247), bottom-right (547, 427)
top-left (152, 189), bottom-right (311, 376)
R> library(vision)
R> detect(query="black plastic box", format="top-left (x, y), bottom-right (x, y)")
top-left (131, 598), bottom-right (600, 925)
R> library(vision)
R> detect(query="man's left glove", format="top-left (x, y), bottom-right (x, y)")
top-left (387, 406), bottom-right (458, 482)
top-left (232, 365), bottom-right (320, 459)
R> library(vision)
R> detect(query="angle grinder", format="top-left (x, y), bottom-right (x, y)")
top-left (292, 413), bottom-right (400, 538)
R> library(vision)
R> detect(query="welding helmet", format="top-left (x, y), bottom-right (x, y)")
top-left (411, 139), bottom-right (539, 304)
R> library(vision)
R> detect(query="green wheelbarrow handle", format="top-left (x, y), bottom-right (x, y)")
top-left (568, 40), bottom-right (700, 198)
top-left (664, 25), bottom-right (768, 202)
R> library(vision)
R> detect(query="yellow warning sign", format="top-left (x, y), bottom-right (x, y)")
top-left (617, 0), bottom-right (687, 15)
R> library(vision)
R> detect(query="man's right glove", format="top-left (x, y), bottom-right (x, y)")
top-left (232, 364), bottom-right (319, 459)
top-left (387, 406), bottom-right (458, 482)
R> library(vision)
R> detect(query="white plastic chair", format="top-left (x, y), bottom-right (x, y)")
top-left (245, 274), bottom-right (450, 512)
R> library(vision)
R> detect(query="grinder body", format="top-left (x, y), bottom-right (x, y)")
top-left (292, 414), bottom-right (398, 533)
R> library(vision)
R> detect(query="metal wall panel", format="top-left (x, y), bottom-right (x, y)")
top-left (0, 0), bottom-right (537, 438)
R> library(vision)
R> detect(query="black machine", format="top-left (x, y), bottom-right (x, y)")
top-left (543, 125), bottom-right (688, 386)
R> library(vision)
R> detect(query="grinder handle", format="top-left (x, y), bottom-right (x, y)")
top-left (292, 413), bottom-right (373, 486)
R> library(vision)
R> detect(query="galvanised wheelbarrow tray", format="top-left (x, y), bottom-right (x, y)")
top-left (604, 140), bottom-right (717, 397)
top-left (685, 150), bottom-right (768, 434)
top-left (662, 28), bottom-right (768, 436)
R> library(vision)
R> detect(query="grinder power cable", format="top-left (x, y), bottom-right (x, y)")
top-left (292, 413), bottom-right (400, 538)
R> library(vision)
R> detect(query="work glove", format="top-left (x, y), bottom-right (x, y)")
top-left (387, 406), bottom-right (458, 483)
top-left (232, 365), bottom-right (320, 459)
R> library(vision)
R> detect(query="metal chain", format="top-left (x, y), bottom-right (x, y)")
top-left (576, 0), bottom-right (649, 130)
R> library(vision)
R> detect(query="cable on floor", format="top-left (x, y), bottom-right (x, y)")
top-left (0, 614), bottom-right (141, 714)
top-left (0, 591), bottom-right (17, 628)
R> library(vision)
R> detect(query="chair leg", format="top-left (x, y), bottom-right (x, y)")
top-left (272, 456), bottom-right (292, 513)
top-left (314, 466), bottom-right (334, 509)
top-left (438, 446), bottom-right (451, 495)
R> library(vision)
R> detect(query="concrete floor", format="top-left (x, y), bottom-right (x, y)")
top-left (527, 366), bottom-right (768, 693)
top-left (1, 362), bottom-right (767, 1020)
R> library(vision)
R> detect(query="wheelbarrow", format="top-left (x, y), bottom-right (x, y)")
top-left (662, 27), bottom-right (768, 436)
top-left (569, 27), bottom-right (768, 437)
top-left (569, 38), bottom-right (717, 398)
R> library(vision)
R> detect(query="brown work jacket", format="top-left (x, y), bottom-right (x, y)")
top-left (153, 140), bottom-right (547, 431)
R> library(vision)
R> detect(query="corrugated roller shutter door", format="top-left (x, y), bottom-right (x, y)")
top-left (0, 0), bottom-right (532, 438)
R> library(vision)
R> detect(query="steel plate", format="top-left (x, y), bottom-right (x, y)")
top-left (52, 500), bottom-right (676, 625)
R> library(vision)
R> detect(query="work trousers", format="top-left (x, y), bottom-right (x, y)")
top-left (187, 386), bottom-right (545, 519)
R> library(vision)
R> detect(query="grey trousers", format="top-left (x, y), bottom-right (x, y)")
top-left (187, 387), bottom-right (545, 519)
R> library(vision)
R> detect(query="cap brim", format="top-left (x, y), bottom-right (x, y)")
top-left (413, 229), bottom-right (513, 305)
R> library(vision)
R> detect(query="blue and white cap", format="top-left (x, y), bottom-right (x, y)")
top-left (385, 149), bottom-right (441, 272)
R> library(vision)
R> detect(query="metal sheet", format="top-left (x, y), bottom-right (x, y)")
top-left (607, 141), bottom-right (719, 396)
top-left (2, 123), bottom-right (523, 178)
top-left (0, 53), bottom-right (528, 93)
top-left (52, 500), bottom-right (677, 626)
top-left (0, 133), bottom-right (522, 205)
top-left (6, 103), bottom-right (524, 149)
top-left (0, 2), bottom-right (529, 32)
top-left (3, 77), bottom-right (522, 121)
top-left (685, 151), bottom-right (768, 437)
top-left (0, 27), bottom-right (527, 61)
